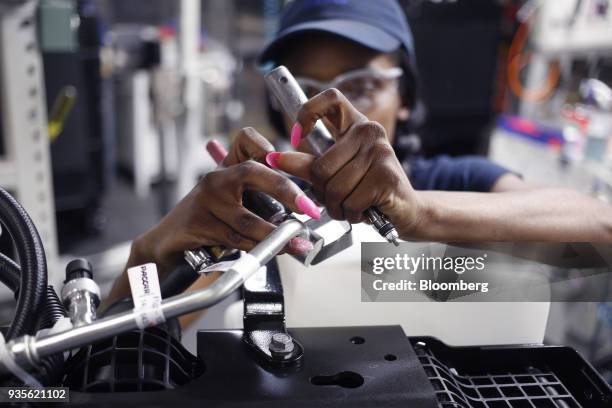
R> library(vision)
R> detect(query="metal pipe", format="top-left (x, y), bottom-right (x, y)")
top-left (2, 219), bottom-right (306, 372)
top-left (250, 218), bottom-right (304, 264)
top-left (32, 271), bottom-right (244, 357)
top-left (264, 66), bottom-right (334, 156)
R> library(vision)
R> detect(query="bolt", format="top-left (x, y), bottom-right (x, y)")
top-left (269, 332), bottom-right (295, 355)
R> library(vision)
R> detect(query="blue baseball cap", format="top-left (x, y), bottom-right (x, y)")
top-left (258, 0), bottom-right (417, 76)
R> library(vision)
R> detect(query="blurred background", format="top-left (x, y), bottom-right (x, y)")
top-left (0, 0), bottom-right (610, 384)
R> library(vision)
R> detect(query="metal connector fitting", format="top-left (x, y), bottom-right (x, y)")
top-left (184, 248), bottom-right (213, 272)
top-left (61, 259), bottom-right (100, 327)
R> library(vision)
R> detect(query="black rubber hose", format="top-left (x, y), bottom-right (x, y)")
top-left (160, 262), bottom-right (200, 298)
top-left (0, 252), bottom-right (20, 296)
top-left (0, 187), bottom-right (47, 340)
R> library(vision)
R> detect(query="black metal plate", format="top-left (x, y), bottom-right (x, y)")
top-left (66, 326), bottom-right (438, 407)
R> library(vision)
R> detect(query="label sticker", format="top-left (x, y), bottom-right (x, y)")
top-left (128, 263), bottom-right (162, 304)
top-left (127, 263), bottom-right (165, 329)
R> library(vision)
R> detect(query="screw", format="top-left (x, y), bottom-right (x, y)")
top-left (269, 332), bottom-right (295, 355)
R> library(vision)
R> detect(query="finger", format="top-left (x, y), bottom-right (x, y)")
top-left (293, 88), bottom-right (366, 146)
top-left (223, 127), bottom-right (275, 166)
top-left (271, 151), bottom-right (316, 182)
top-left (342, 179), bottom-right (375, 224)
top-left (310, 138), bottom-right (361, 192)
top-left (342, 158), bottom-right (401, 224)
top-left (286, 237), bottom-right (314, 255)
top-left (322, 153), bottom-right (372, 220)
top-left (210, 203), bottom-right (276, 243)
top-left (273, 134), bottom-right (361, 187)
top-left (236, 161), bottom-right (321, 220)
top-left (315, 121), bottom-right (390, 193)
top-left (267, 151), bottom-right (326, 209)
top-left (203, 215), bottom-right (258, 251)
top-left (206, 139), bottom-right (228, 165)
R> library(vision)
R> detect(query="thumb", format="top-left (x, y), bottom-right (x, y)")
top-left (266, 151), bottom-right (316, 183)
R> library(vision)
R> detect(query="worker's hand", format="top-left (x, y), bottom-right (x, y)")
top-left (131, 160), bottom-right (318, 276)
top-left (266, 88), bottom-right (425, 239)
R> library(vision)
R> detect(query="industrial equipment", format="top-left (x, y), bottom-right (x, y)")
top-left (0, 185), bottom-right (610, 407)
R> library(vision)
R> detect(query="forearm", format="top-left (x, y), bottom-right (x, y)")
top-left (407, 188), bottom-right (612, 243)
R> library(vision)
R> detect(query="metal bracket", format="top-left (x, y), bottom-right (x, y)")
top-left (291, 209), bottom-right (353, 266)
top-left (242, 259), bottom-right (303, 369)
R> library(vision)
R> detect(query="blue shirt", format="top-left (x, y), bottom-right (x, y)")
top-left (408, 155), bottom-right (510, 192)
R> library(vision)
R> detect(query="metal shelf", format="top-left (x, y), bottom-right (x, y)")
top-left (0, 0), bottom-right (59, 282)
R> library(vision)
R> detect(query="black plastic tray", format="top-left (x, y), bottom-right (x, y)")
top-left (410, 337), bottom-right (612, 408)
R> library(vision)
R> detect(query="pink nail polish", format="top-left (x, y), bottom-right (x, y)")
top-left (265, 152), bottom-right (281, 169)
top-left (290, 123), bottom-right (302, 148)
top-left (295, 195), bottom-right (321, 220)
top-left (206, 139), bottom-right (228, 165)
top-left (289, 237), bottom-right (314, 254)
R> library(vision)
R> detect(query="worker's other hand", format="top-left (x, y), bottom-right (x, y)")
top-left (132, 160), bottom-right (318, 275)
top-left (266, 88), bottom-right (424, 238)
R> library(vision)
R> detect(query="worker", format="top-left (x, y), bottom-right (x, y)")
top-left (104, 0), bottom-right (612, 311)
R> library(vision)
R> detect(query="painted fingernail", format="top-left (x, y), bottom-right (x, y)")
top-left (265, 152), bottom-right (281, 169)
top-left (295, 195), bottom-right (321, 220)
top-left (206, 139), bottom-right (228, 165)
top-left (288, 237), bottom-right (314, 254)
top-left (290, 123), bottom-right (302, 148)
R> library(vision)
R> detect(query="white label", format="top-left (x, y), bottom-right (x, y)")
top-left (128, 263), bottom-right (165, 329)
top-left (128, 263), bottom-right (162, 304)
top-left (133, 305), bottom-right (165, 329)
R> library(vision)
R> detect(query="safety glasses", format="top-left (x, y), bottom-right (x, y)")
top-left (270, 67), bottom-right (403, 113)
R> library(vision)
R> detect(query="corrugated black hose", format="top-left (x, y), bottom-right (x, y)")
top-left (37, 286), bottom-right (66, 330)
top-left (0, 255), bottom-right (68, 385)
top-left (0, 187), bottom-right (47, 340)
top-left (35, 286), bottom-right (67, 385)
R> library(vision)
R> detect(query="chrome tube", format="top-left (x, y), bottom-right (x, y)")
top-left (249, 218), bottom-right (304, 264)
top-left (31, 270), bottom-right (245, 358)
top-left (264, 66), bottom-right (334, 156)
top-left (2, 219), bottom-right (306, 372)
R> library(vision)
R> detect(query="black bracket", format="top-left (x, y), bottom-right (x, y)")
top-left (242, 259), bottom-right (304, 369)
